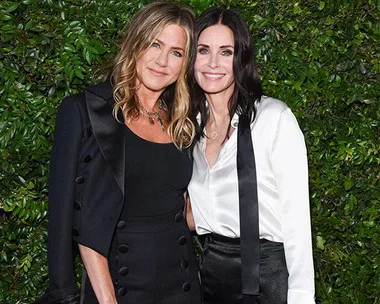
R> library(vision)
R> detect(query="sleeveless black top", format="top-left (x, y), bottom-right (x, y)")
top-left (121, 126), bottom-right (192, 217)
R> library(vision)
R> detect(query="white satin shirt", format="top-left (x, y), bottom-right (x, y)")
top-left (188, 96), bottom-right (315, 304)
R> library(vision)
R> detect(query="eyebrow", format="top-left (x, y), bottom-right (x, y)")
top-left (156, 38), bottom-right (185, 51)
top-left (197, 43), bottom-right (234, 49)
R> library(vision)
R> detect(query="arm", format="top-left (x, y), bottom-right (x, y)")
top-left (185, 194), bottom-right (195, 231)
top-left (78, 244), bottom-right (117, 304)
top-left (271, 109), bottom-right (315, 304)
top-left (35, 96), bottom-right (83, 303)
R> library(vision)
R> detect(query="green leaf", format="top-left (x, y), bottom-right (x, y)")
top-left (344, 179), bottom-right (354, 190)
top-left (292, 3), bottom-right (302, 14)
top-left (6, 3), bottom-right (19, 13)
top-left (316, 236), bottom-right (326, 250)
top-left (74, 68), bottom-right (84, 79)
top-left (1, 14), bottom-right (12, 21)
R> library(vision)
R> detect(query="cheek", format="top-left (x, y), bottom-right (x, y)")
top-left (194, 57), bottom-right (203, 72)
top-left (228, 58), bottom-right (234, 75)
top-left (228, 62), bottom-right (234, 74)
top-left (194, 63), bottom-right (202, 80)
top-left (194, 60), bottom-right (203, 83)
top-left (135, 62), bottom-right (142, 80)
top-left (135, 54), bottom-right (146, 74)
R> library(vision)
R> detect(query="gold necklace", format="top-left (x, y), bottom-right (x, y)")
top-left (138, 99), bottom-right (165, 131)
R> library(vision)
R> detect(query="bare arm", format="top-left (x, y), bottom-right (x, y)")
top-left (185, 194), bottom-right (195, 231)
top-left (78, 244), bottom-right (117, 304)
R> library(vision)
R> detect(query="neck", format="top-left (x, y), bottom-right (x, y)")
top-left (136, 96), bottom-right (160, 112)
top-left (205, 93), bottom-right (231, 126)
top-left (135, 87), bottom-right (163, 111)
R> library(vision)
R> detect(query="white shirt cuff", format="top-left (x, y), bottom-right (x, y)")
top-left (288, 289), bottom-right (315, 304)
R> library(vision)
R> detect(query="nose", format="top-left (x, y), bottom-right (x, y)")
top-left (208, 53), bottom-right (220, 69)
top-left (155, 50), bottom-right (168, 67)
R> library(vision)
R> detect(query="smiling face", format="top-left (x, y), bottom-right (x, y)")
top-left (194, 24), bottom-right (235, 99)
top-left (136, 23), bottom-right (186, 96)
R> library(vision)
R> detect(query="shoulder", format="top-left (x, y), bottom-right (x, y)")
top-left (55, 92), bottom-right (84, 118)
top-left (85, 79), bottom-right (113, 102)
top-left (256, 96), bottom-right (290, 118)
top-left (59, 80), bottom-right (113, 113)
top-left (253, 96), bottom-right (292, 128)
top-left (60, 91), bottom-right (85, 107)
top-left (251, 96), bottom-right (303, 142)
top-left (257, 96), bottom-right (302, 126)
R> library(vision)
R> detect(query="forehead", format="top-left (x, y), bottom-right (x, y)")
top-left (156, 23), bottom-right (187, 47)
top-left (198, 24), bottom-right (234, 45)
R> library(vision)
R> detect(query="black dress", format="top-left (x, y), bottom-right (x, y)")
top-left (82, 126), bottom-right (202, 304)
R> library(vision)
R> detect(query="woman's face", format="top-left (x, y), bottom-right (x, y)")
top-left (136, 24), bottom-right (186, 96)
top-left (194, 24), bottom-right (235, 98)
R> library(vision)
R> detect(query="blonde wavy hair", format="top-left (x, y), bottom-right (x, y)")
top-left (108, 2), bottom-right (195, 149)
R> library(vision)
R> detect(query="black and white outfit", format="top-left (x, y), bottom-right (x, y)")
top-left (35, 81), bottom-right (201, 304)
top-left (188, 97), bottom-right (315, 304)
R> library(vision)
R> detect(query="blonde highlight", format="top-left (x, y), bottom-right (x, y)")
top-left (105, 2), bottom-right (195, 148)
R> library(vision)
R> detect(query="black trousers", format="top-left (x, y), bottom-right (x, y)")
top-left (199, 234), bottom-right (288, 304)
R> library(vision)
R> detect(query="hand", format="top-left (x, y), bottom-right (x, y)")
top-left (78, 244), bottom-right (117, 304)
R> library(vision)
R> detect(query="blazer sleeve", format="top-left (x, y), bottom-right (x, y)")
top-left (35, 95), bottom-right (84, 304)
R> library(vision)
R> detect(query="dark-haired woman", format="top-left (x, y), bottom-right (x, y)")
top-left (35, 2), bottom-right (201, 304)
top-left (187, 7), bottom-right (315, 304)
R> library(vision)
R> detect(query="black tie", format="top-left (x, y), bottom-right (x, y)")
top-left (237, 114), bottom-right (260, 296)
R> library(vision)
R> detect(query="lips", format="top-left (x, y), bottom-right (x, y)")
top-left (202, 72), bottom-right (225, 80)
top-left (148, 67), bottom-right (168, 77)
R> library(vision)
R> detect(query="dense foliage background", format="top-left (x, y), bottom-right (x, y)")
top-left (0, 0), bottom-right (378, 303)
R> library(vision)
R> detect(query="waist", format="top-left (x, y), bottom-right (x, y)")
top-left (200, 233), bottom-right (283, 248)
top-left (117, 205), bottom-right (186, 233)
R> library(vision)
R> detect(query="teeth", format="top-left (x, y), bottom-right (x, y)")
top-left (204, 73), bottom-right (224, 79)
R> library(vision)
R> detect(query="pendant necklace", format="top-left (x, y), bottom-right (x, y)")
top-left (138, 99), bottom-right (165, 131)
top-left (210, 131), bottom-right (218, 140)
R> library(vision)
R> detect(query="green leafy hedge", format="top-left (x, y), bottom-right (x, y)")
top-left (1, 0), bottom-right (378, 303)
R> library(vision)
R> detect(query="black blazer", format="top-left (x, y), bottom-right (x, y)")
top-left (36, 80), bottom-right (126, 303)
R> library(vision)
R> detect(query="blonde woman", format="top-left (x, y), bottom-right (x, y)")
top-left (35, 2), bottom-right (201, 304)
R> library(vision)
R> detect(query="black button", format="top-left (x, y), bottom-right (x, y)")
top-left (180, 259), bottom-right (189, 269)
top-left (118, 286), bottom-right (127, 296)
top-left (74, 201), bottom-right (82, 210)
top-left (182, 282), bottom-right (191, 292)
top-left (83, 128), bottom-right (92, 137)
top-left (119, 267), bottom-right (129, 276)
top-left (117, 220), bottom-right (126, 229)
top-left (118, 244), bottom-right (129, 253)
top-left (75, 176), bottom-right (84, 184)
top-left (72, 228), bottom-right (80, 237)
top-left (178, 236), bottom-right (187, 245)
top-left (174, 213), bottom-right (184, 223)
top-left (82, 154), bottom-right (91, 163)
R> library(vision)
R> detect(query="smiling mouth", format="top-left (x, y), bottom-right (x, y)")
top-left (148, 68), bottom-right (168, 76)
top-left (203, 73), bottom-right (225, 80)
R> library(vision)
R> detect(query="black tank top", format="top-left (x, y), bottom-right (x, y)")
top-left (121, 126), bottom-right (192, 217)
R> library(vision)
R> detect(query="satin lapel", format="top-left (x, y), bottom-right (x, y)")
top-left (85, 83), bottom-right (125, 196)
